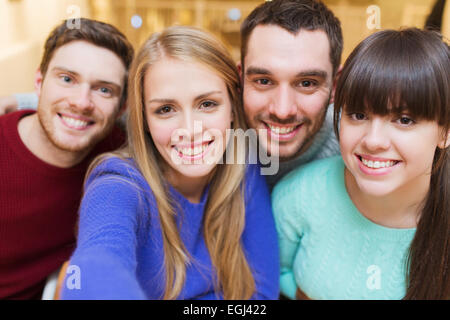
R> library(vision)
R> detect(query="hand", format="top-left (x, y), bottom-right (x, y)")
top-left (0, 95), bottom-right (18, 115)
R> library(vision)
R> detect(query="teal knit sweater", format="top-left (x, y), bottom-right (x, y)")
top-left (272, 156), bottom-right (416, 300)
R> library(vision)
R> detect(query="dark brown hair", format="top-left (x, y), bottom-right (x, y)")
top-left (334, 28), bottom-right (450, 299)
top-left (40, 18), bottom-right (134, 106)
top-left (240, 0), bottom-right (343, 76)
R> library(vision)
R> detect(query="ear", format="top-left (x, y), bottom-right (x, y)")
top-left (437, 128), bottom-right (450, 149)
top-left (236, 61), bottom-right (244, 96)
top-left (117, 100), bottom-right (127, 118)
top-left (329, 65), bottom-right (343, 104)
top-left (34, 69), bottom-right (43, 97)
top-left (236, 60), bottom-right (242, 76)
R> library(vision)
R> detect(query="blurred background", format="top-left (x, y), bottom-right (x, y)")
top-left (0, 0), bottom-right (448, 96)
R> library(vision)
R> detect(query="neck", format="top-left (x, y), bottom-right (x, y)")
top-left (18, 114), bottom-right (91, 168)
top-left (344, 168), bottom-right (428, 229)
top-left (165, 170), bottom-right (210, 204)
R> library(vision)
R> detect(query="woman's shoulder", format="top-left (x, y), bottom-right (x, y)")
top-left (89, 156), bottom-right (142, 179)
top-left (83, 156), bottom-right (158, 222)
top-left (86, 155), bottom-right (149, 193)
top-left (272, 156), bottom-right (343, 204)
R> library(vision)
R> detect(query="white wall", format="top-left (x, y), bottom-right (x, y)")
top-left (0, 0), bottom-right (91, 95)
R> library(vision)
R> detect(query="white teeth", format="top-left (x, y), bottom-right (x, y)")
top-left (178, 144), bottom-right (208, 156)
top-left (361, 157), bottom-right (396, 169)
top-left (267, 124), bottom-right (296, 134)
top-left (62, 116), bottom-right (89, 129)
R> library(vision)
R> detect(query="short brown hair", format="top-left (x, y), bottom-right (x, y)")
top-left (40, 18), bottom-right (134, 106)
top-left (240, 0), bottom-right (343, 76)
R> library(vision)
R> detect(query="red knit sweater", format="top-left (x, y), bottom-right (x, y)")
top-left (0, 110), bottom-right (125, 299)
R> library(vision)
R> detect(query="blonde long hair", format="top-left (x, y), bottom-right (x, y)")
top-left (88, 26), bottom-right (255, 299)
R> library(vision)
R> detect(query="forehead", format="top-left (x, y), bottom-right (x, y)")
top-left (47, 40), bottom-right (126, 85)
top-left (144, 58), bottom-right (227, 98)
top-left (244, 25), bottom-right (332, 77)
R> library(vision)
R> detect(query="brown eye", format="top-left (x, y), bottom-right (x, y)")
top-left (350, 113), bottom-right (366, 121)
top-left (397, 116), bottom-right (415, 126)
top-left (157, 105), bottom-right (173, 114)
top-left (256, 78), bottom-right (271, 85)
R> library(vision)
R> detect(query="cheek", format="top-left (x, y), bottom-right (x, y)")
top-left (202, 115), bottom-right (231, 142)
top-left (300, 94), bottom-right (328, 118)
top-left (396, 136), bottom-right (437, 165)
top-left (339, 125), bottom-right (360, 155)
top-left (148, 120), bottom-right (176, 148)
top-left (93, 98), bottom-right (119, 117)
top-left (243, 88), bottom-right (270, 116)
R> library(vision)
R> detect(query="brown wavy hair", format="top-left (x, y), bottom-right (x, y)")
top-left (88, 26), bottom-right (254, 299)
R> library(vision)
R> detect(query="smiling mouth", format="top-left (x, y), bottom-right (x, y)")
top-left (174, 140), bottom-right (214, 158)
top-left (357, 155), bottom-right (401, 169)
top-left (263, 122), bottom-right (302, 136)
top-left (58, 113), bottom-right (95, 130)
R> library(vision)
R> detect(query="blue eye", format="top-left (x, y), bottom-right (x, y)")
top-left (99, 87), bottom-right (112, 94)
top-left (61, 75), bottom-right (72, 83)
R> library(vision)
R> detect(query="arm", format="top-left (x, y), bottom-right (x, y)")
top-left (60, 165), bottom-right (148, 300)
top-left (242, 164), bottom-right (280, 300)
top-left (272, 179), bottom-right (303, 300)
top-left (0, 93), bottom-right (38, 115)
top-left (0, 95), bottom-right (18, 115)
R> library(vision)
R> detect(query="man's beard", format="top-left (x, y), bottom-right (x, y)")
top-left (253, 95), bottom-right (331, 163)
top-left (280, 101), bottom-right (329, 162)
top-left (37, 104), bottom-right (108, 153)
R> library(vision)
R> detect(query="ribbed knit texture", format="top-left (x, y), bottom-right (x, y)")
top-left (272, 156), bottom-right (416, 300)
top-left (60, 157), bottom-right (280, 300)
top-left (0, 110), bottom-right (124, 299)
top-left (265, 104), bottom-right (341, 188)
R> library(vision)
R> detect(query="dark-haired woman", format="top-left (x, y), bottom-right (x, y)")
top-left (272, 28), bottom-right (449, 299)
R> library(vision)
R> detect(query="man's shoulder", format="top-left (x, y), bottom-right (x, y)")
top-left (89, 124), bottom-right (126, 156)
top-left (0, 109), bottom-right (35, 125)
top-left (0, 110), bottom-right (35, 153)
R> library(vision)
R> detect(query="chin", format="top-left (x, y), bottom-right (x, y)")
top-left (274, 144), bottom-right (305, 162)
top-left (176, 164), bottom-right (216, 179)
top-left (355, 180), bottom-right (397, 198)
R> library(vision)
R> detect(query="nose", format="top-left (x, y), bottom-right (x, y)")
top-left (362, 118), bottom-right (391, 151)
top-left (174, 111), bottom-right (203, 144)
top-left (69, 84), bottom-right (93, 111)
top-left (269, 84), bottom-right (297, 120)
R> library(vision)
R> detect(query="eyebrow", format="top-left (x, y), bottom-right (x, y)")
top-left (245, 67), bottom-right (272, 76)
top-left (148, 91), bottom-right (223, 104)
top-left (296, 70), bottom-right (328, 79)
top-left (52, 66), bottom-right (122, 89)
top-left (246, 66), bottom-right (328, 79)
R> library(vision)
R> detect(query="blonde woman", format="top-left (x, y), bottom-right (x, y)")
top-left (60, 26), bottom-right (279, 300)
